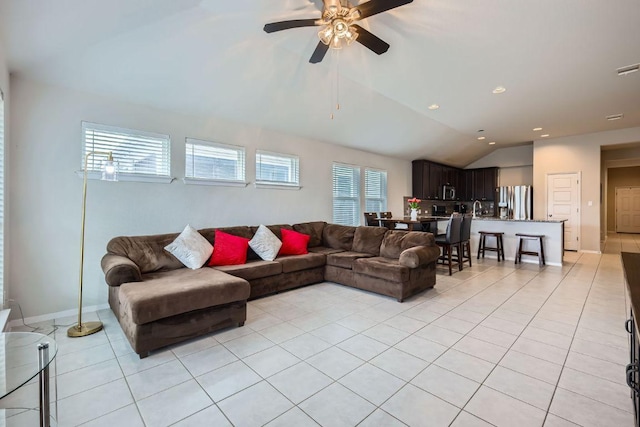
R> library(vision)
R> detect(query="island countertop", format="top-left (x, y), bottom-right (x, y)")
top-left (471, 217), bottom-right (566, 223)
top-left (411, 215), bottom-right (565, 224)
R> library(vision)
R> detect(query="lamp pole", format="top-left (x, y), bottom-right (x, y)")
top-left (68, 151), bottom-right (116, 337)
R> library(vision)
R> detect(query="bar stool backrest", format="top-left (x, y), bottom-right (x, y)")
top-left (444, 215), bottom-right (463, 244)
top-left (460, 214), bottom-right (472, 242)
top-left (363, 212), bottom-right (379, 226)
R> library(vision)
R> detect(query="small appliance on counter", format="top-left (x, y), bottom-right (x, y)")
top-left (432, 205), bottom-right (447, 216)
top-left (454, 203), bottom-right (468, 214)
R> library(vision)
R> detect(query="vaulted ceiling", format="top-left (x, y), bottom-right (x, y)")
top-left (1, 0), bottom-right (639, 167)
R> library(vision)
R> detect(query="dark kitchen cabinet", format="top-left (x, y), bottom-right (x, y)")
top-left (459, 169), bottom-right (473, 201)
top-left (429, 163), bottom-right (443, 199)
top-left (411, 160), bottom-right (429, 199)
top-left (412, 159), bottom-right (497, 201)
top-left (483, 167), bottom-right (498, 201)
top-left (471, 167), bottom-right (498, 200)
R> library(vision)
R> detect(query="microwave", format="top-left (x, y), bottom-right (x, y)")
top-left (443, 185), bottom-right (456, 200)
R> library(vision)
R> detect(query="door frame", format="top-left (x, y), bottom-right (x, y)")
top-left (546, 171), bottom-right (581, 252)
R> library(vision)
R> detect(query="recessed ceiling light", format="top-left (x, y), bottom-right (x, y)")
top-left (477, 136), bottom-right (486, 140)
top-left (428, 104), bottom-right (440, 110)
top-left (540, 134), bottom-right (550, 137)
top-left (533, 127), bottom-right (543, 131)
top-left (492, 86), bottom-right (506, 94)
top-left (617, 64), bottom-right (639, 76)
top-left (489, 142), bottom-right (496, 145)
top-left (606, 113), bottom-right (624, 121)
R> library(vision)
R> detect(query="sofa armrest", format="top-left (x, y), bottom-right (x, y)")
top-left (101, 254), bottom-right (142, 287)
top-left (399, 246), bottom-right (441, 268)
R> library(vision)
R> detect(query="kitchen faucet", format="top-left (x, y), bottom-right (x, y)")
top-left (472, 200), bottom-right (482, 218)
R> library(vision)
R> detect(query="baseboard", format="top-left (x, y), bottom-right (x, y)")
top-left (7, 303), bottom-right (110, 330)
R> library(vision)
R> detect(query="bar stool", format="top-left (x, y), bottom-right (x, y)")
top-left (477, 231), bottom-right (505, 261)
top-left (515, 233), bottom-right (546, 266)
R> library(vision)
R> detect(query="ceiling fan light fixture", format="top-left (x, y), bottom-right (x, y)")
top-left (319, 26), bottom-right (334, 45)
top-left (331, 35), bottom-right (342, 49)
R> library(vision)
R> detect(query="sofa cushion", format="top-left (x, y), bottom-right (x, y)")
top-left (352, 226), bottom-right (388, 256)
top-left (209, 230), bottom-right (250, 266)
top-left (308, 246), bottom-right (345, 255)
top-left (353, 257), bottom-right (410, 282)
top-left (107, 233), bottom-right (184, 274)
top-left (326, 251), bottom-right (375, 269)
top-left (249, 225), bottom-right (282, 261)
top-left (293, 221), bottom-right (326, 247)
top-left (200, 226), bottom-right (260, 261)
top-left (276, 253), bottom-right (326, 273)
top-left (213, 259), bottom-right (282, 281)
top-left (380, 231), bottom-right (435, 259)
top-left (279, 229), bottom-right (310, 255)
top-left (164, 224), bottom-right (213, 270)
top-left (322, 224), bottom-right (356, 251)
top-left (119, 268), bottom-right (250, 325)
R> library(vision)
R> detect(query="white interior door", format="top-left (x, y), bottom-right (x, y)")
top-left (616, 187), bottom-right (640, 233)
top-left (547, 173), bottom-right (580, 251)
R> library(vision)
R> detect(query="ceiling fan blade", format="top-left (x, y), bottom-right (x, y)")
top-left (354, 0), bottom-right (413, 20)
top-left (309, 41), bottom-right (330, 63)
top-left (264, 19), bottom-right (318, 33)
top-left (352, 25), bottom-right (389, 55)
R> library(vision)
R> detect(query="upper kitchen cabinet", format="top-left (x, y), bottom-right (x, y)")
top-left (411, 160), bottom-right (430, 199)
top-left (471, 167), bottom-right (498, 200)
top-left (413, 159), bottom-right (498, 201)
top-left (459, 169), bottom-right (473, 201)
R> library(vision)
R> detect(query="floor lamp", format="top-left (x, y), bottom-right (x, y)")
top-left (68, 151), bottom-right (118, 337)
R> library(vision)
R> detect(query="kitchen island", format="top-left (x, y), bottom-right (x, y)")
top-left (388, 215), bottom-right (566, 266)
top-left (469, 218), bottom-right (566, 266)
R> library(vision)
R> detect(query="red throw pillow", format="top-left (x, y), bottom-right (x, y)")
top-left (279, 228), bottom-right (310, 256)
top-left (209, 230), bottom-right (250, 266)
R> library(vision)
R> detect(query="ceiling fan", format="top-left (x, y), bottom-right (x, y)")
top-left (263, 0), bottom-right (413, 64)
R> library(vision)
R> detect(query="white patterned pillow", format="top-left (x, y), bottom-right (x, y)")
top-left (249, 225), bottom-right (282, 261)
top-left (164, 224), bottom-right (213, 269)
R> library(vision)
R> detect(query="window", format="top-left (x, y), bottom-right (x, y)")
top-left (365, 168), bottom-right (388, 212)
top-left (256, 150), bottom-right (300, 188)
top-left (82, 122), bottom-right (171, 182)
top-left (333, 163), bottom-right (361, 226)
top-left (185, 138), bottom-right (246, 185)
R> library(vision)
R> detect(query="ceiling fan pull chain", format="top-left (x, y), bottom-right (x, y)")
top-left (336, 50), bottom-right (341, 111)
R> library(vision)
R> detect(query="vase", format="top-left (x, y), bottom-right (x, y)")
top-left (410, 208), bottom-right (418, 221)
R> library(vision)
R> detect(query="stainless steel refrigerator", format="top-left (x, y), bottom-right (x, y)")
top-left (498, 186), bottom-right (533, 220)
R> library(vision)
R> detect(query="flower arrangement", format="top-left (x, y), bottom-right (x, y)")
top-left (408, 197), bottom-right (421, 209)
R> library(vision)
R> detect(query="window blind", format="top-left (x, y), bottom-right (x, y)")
top-left (333, 163), bottom-right (361, 226)
top-left (256, 150), bottom-right (299, 186)
top-left (365, 168), bottom-right (388, 212)
top-left (82, 121), bottom-right (170, 177)
top-left (185, 138), bottom-right (245, 182)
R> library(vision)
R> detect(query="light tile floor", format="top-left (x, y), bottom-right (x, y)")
top-left (3, 233), bottom-right (640, 426)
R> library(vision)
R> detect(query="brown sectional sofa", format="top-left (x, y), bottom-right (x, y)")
top-left (101, 221), bottom-right (440, 357)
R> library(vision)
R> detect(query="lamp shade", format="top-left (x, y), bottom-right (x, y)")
top-left (101, 159), bottom-right (118, 181)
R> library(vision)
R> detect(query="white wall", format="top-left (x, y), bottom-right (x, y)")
top-left (9, 76), bottom-right (411, 318)
top-left (465, 145), bottom-right (533, 186)
top-left (533, 127), bottom-right (640, 252)
top-left (0, 36), bottom-right (9, 305)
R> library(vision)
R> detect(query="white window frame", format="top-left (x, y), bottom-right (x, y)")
top-left (255, 150), bottom-right (300, 189)
top-left (81, 121), bottom-right (172, 183)
top-left (332, 162), bottom-right (361, 226)
top-left (365, 168), bottom-right (388, 213)
top-left (183, 138), bottom-right (248, 187)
